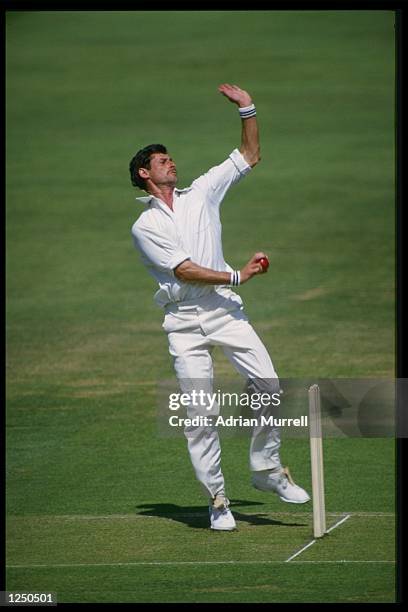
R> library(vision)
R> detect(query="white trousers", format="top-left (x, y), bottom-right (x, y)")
top-left (163, 289), bottom-right (282, 499)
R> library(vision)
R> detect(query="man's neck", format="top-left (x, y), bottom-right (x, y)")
top-left (147, 185), bottom-right (174, 210)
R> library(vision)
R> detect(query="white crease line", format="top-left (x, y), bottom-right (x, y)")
top-left (7, 560), bottom-right (395, 569)
top-left (285, 514), bottom-right (352, 563)
top-left (326, 514), bottom-right (352, 534)
top-left (285, 539), bottom-right (317, 562)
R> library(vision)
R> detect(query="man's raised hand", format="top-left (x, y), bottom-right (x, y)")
top-left (218, 83), bottom-right (252, 108)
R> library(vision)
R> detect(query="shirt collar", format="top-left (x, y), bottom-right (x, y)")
top-left (174, 186), bottom-right (192, 193)
top-left (135, 196), bottom-right (153, 204)
top-left (135, 186), bottom-right (192, 204)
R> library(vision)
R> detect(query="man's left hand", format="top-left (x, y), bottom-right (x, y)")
top-left (218, 83), bottom-right (252, 107)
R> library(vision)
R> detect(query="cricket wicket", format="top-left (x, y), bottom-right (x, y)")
top-left (308, 384), bottom-right (327, 538)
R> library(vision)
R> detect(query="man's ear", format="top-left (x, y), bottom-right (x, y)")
top-left (138, 168), bottom-right (150, 180)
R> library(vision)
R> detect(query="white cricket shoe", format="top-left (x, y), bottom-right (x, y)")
top-left (251, 466), bottom-right (311, 504)
top-left (209, 494), bottom-right (237, 531)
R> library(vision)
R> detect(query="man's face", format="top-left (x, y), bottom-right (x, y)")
top-left (140, 153), bottom-right (178, 188)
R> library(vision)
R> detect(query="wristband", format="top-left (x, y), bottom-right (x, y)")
top-left (229, 270), bottom-right (241, 286)
top-left (239, 103), bottom-right (256, 119)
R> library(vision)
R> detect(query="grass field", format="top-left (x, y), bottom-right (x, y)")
top-left (6, 10), bottom-right (396, 603)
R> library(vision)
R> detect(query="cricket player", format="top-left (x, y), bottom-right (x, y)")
top-left (129, 84), bottom-right (310, 530)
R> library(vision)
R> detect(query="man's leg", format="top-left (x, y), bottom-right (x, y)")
top-left (213, 312), bottom-right (310, 504)
top-left (167, 327), bottom-right (237, 529)
top-left (167, 327), bottom-right (226, 500)
top-left (218, 317), bottom-right (282, 472)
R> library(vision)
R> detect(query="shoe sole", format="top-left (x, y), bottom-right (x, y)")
top-left (252, 481), bottom-right (310, 504)
top-left (278, 495), bottom-right (311, 504)
top-left (210, 526), bottom-right (237, 531)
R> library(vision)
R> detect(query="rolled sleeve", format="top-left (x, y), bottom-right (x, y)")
top-left (229, 148), bottom-right (252, 176)
top-left (167, 251), bottom-right (191, 273)
top-left (132, 224), bottom-right (191, 275)
top-left (192, 149), bottom-right (252, 208)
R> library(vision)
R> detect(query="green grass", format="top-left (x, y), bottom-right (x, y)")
top-left (6, 563), bottom-right (396, 604)
top-left (6, 9), bottom-right (396, 603)
top-left (6, 510), bottom-right (395, 603)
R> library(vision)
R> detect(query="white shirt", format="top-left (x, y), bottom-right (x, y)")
top-left (131, 148), bottom-right (251, 308)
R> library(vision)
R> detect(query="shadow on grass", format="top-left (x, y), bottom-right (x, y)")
top-left (135, 500), bottom-right (307, 529)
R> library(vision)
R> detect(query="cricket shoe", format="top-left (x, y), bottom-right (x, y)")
top-left (209, 494), bottom-right (237, 531)
top-left (251, 466), bottom-right (310, 504)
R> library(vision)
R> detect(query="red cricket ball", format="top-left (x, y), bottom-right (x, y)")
top-left (258, 256), bottom-right (269, 271)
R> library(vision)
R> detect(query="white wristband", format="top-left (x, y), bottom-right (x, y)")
top-left (239, 103), bottom-right (256, 119)
top-left (229, 270), bottom-right (241, 286)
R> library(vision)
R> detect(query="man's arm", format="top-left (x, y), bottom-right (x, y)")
top-left (174, 252), bottom-right (267, 285)
top-left (218, 83), bottom-right (260, 167)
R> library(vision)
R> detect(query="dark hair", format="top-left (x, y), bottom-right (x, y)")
top-left (129, 144), bottom-right (168, 190)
